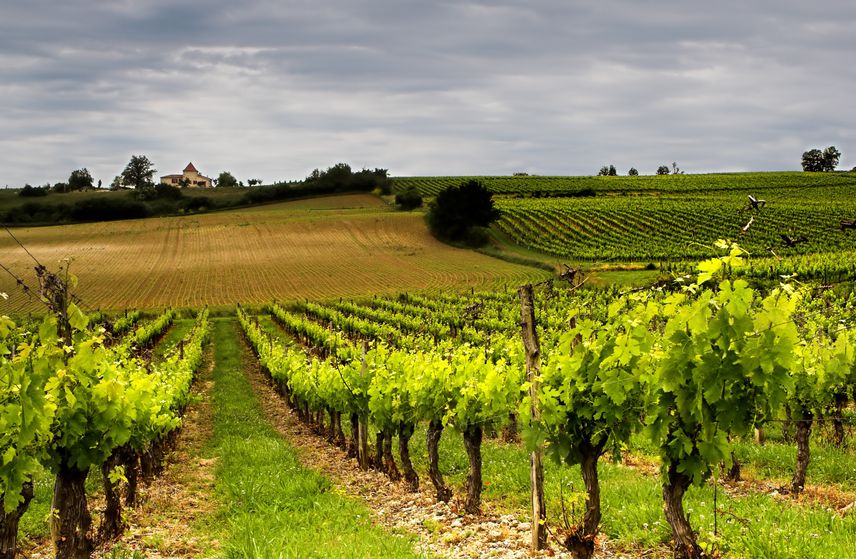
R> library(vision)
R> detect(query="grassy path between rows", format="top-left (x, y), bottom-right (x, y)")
top-left (209, 317), bottom-right (428, 558)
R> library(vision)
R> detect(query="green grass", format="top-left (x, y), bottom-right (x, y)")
top-left (403, 424), bottom-right (856, 558)
top-left (151, 319), bottom-right (195, 362)
top-left (209, 318), bottom-right (429, 559)
top-left (626, 424), bottom-right (856, 490)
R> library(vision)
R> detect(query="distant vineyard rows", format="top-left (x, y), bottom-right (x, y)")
top-left (392, 172), bottom-right (856, 196)
top-left (494, 195), bottom-right (856, 261)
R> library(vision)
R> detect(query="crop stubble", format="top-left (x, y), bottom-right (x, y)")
top-left (0, 194), bottom-right (540, 312)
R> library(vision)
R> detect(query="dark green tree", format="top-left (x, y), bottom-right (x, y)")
top-left (802, 149), bottom-right (824, 172)
top-left (427, 180), bottom-right (500, 245)
top-left (822, 146), bottom-right (841, 171)
top-left (802, 146), bottom-right (840, 172)
top-left (66, 168), bottom-right (93, 192)
top-left (656, 165), bottom-right (670, 175)
top-left (628, 167), bottom-right (639, 176)
top-left (216, 171), bottom-right (239, 188)
top-left (121, 155), bottom-right (156, 189)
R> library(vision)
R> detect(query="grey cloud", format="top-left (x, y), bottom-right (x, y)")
top-left (1, 0), bottom-right (855, 187)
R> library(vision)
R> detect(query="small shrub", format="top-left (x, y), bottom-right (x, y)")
top-left (70, 197), bottom-right (149, 222)
top-left (19, 184), bottom-right (49, 197)
top-left (395, 188), bottom-right (423, 210)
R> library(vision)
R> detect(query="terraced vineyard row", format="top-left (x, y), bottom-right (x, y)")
top-left (495, 195), bottom-right (856, 261)
top-left (393, 171), bottom-right (856, 196)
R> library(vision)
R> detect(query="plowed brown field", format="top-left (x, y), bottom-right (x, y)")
top-left (1, 194), bottom-right (543, 312)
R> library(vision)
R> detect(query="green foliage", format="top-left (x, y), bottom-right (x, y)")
top-left (18, 184), bottom-right (49, 198)
top-left (646, 251), bottom-right (800, 485)
top-left (216, 172), bottom-right (239, 189)
top-left (0, 316), bottom-right (62, 512)
top-left (134, 183), bottom-right (183, 202)
top-left (802, 146), bottom-right (840, 172)
top-left (427, 179), bottom-right (500, 244)
top-left (121, 155), bottom-right (156, 189)
top-left (67, 168), bottom-right (94, 192)
top-left (656, 165), bottom-right (670, 175)
top-left (788, 322), bottom-right (854, 418)
top-left (394, 187), bottom-right (423, 210)
top-left (540, 298), bottom-right (655, 466)
top-left (304, 163), bottom-right (391, 194)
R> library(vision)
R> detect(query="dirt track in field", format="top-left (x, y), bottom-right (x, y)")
top-left (0, 194), bottom-right (543, 312)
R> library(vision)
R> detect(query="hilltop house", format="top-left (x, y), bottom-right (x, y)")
top-left (160, 162), bottom-right (213, 188)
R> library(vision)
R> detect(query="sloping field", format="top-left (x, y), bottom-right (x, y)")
top-left (0, 194), bottom-right (544, 312)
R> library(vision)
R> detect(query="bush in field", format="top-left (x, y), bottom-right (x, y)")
top-left (19, 184), bottom-right (49, 197)
top-left (656, 165), bottom-right (670, 175)
top-left (395, 187), bottom-right (423, 210)
top-left (69, 197), bottom-right (149, 222)
top-left (427, 180), bottom-right (500, 246)
top-left (67, 168), bottom-right (94, 192)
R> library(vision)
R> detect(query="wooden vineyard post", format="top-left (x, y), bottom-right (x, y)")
top-left (518, 284), bottom-right (547, 551)
top-left (357, 341), bottom-right (370, 470)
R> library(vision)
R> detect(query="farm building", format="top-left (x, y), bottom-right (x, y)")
top-left (160, 162), bottom-right (213, 188)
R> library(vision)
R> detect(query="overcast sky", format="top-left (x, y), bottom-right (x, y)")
top-left (1, 0), bottom-right (854, 187)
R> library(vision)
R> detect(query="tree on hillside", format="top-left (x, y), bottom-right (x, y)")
top-left (656, 165), bottom-right (670, 175)
top-left (67, 168), bottom-right (94, 192)
top-left (597, 165), bottom-right (617, 176)
top-left (121, 155), bottom-right (156, 189)
top-left (247, 178), bottom-right (262, 187)
top-left (802, 146), bottom-right (840, 172)
top-left (822, 146), bottom-right (841, 171)
top-left (427, 179), bottom-right (500, 246)
top-left (628, 167), bottom-right (639, 176)
top-left (217, 171), bottom-right (239, 188)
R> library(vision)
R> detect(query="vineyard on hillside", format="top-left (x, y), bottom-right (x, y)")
top-left (234, 247), bottom-right (855, 559)
top-left (2, 246), bottom-right (855, 559)
top-left (393, 171), bottom-right (856, 196)
top-left (493, 192), bottom-right (856, 261)
top-left (394, 173), bottom-right (856, 269)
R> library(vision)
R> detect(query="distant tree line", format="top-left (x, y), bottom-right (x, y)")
top-left (595, 164), bottom-right (682, 176)
top-left (4, 158), bottom-right (392, 225)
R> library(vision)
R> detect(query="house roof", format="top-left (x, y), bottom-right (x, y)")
top-left (184, 162), bottom-right (198, 173)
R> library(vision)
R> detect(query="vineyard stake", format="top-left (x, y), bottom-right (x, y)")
top-left (357, 341), bottom-right (370, 470)
top-left (518, 283), bottom-right (547, 550)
